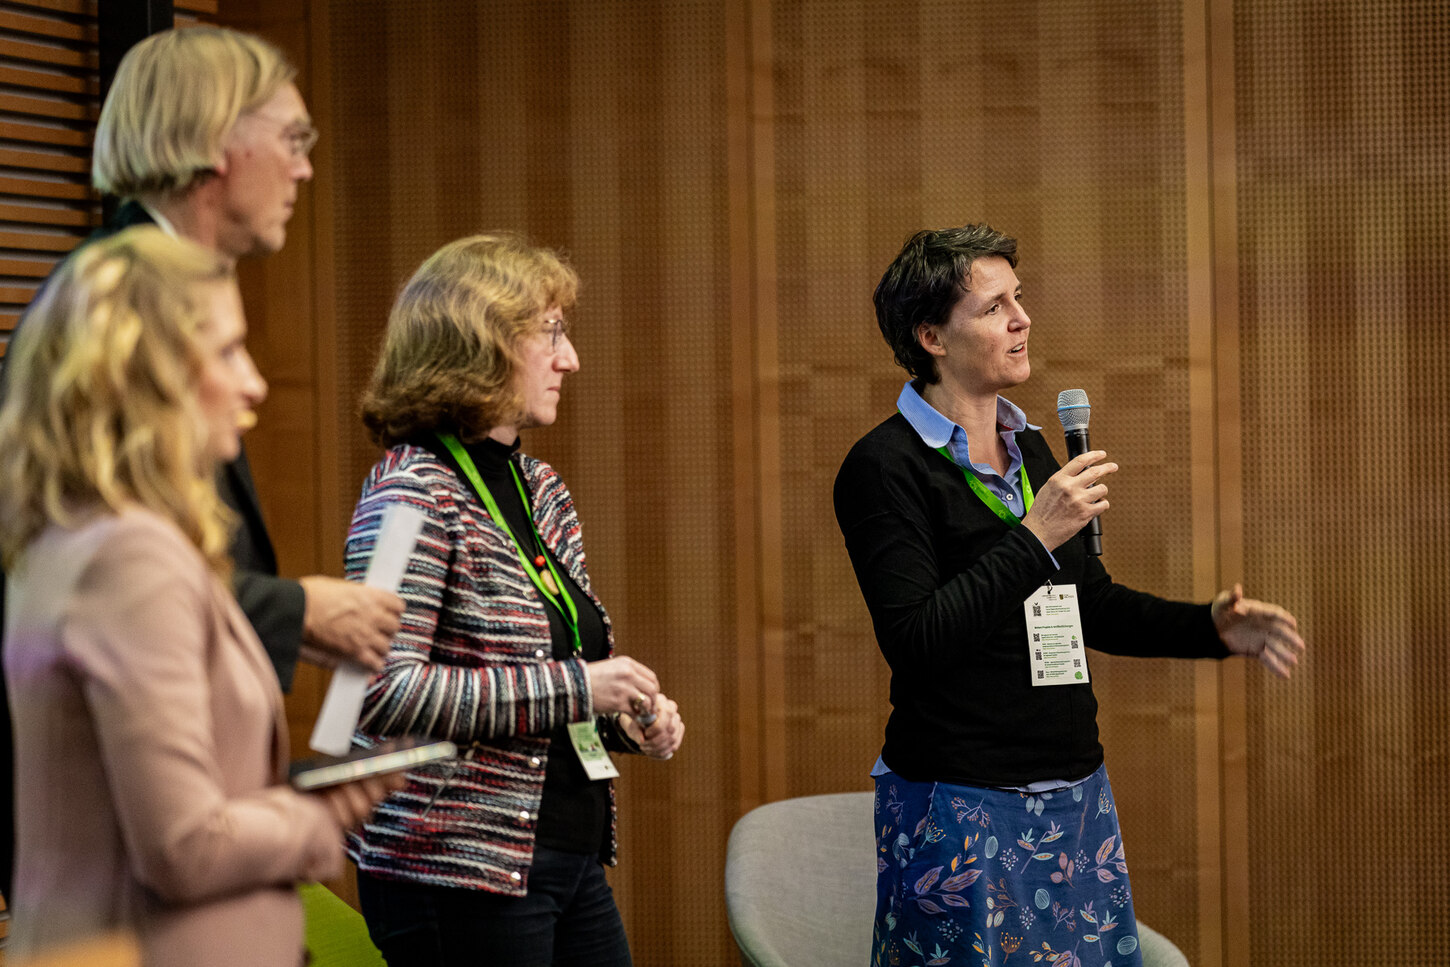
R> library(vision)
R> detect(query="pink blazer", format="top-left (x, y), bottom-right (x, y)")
top-left (4, 508), bottom-right (343, 966)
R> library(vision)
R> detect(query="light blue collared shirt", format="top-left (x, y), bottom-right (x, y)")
top-left (896, 381), bottom-right (1037, 515)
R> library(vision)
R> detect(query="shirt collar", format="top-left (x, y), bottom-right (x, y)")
top-left (136, 201), bottom-right (181, 239)
top-left (896, 380), bottom-right (1038, 450)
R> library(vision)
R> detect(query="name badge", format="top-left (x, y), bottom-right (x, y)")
top-left (567, 720), bottom-right (620, 779)
top-left (1024, 583), bottom-right (1089, 686)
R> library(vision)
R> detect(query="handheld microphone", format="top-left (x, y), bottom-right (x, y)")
top-left (1056, 389), bottom-right (1102, 556)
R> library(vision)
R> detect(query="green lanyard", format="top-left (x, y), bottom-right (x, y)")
top-left (935, 444), bottom-right (1034, 526)
top-left (437, 432), bottom-right (581, 653)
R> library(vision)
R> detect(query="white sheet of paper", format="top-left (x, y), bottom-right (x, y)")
top-left (1024, 583), bottom-right (1090, 687)
top-left (309, 504), bottom-right (425, 755)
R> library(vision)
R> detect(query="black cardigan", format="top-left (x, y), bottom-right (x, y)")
top-left (833, 412), bottom-right (1228, 787)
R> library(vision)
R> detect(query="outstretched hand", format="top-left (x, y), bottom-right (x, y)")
top-left (1211, 583), bottom-right (1305, 679)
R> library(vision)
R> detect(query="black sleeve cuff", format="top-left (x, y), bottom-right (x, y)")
top-left (232, 570), bottom-right (306, 692)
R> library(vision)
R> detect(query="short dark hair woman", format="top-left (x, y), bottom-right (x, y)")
top-left (835, 223), bottom-right (1305, 967)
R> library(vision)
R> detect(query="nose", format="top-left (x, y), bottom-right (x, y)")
top-left (555, 334), bottom-right (580, 373)
top-left (239, 347), bottom-right (268, 406)
top-left (295, 153), bottom-right (313, 182)
top-left (1011, 300), bottom-right (1031, 330)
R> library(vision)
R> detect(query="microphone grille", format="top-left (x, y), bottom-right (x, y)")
top-left (1056, 389), bottom-right (1091, 430)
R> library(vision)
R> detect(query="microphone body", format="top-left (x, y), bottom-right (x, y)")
top-left (1063, 427), bottom-right (1092, 462)
top-left (1056, 390), bottom-right (1103, 557)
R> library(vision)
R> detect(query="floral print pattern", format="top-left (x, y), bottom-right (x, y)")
top-left (873, 766), bottom-right (1141, 967)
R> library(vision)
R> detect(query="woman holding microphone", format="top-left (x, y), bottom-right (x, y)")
top-left (346, 234), bottom-right (684, 967)
top-left (835, 224), bottom-right (1304, 967)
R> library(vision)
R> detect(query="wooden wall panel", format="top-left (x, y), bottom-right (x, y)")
top-left (1234, 2), bottom-right (1450, 964)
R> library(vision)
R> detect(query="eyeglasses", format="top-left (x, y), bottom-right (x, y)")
top-left (243, 112), bottom-right (320, 158)
top-left (542, 316), bottom-right (571, 350)
top-left (282, 124), bottom-right (320, 158)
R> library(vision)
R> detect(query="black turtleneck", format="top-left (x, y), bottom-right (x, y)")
top-left (434, 434), bottom-right (611, 855)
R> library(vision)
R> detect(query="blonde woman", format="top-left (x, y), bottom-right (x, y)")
top-left (0, 227), bottom-right (394, 967)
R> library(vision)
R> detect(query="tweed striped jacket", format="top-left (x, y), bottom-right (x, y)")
top-left (343, 443), bottom-right (619, 896)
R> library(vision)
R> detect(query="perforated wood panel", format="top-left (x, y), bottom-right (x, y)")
top-left (323, 2), bottom-right (740, 963)
top-left (771, 0), bottom-right (1210, 959)
top-left (1235, 2), bottom-right (1450, 964)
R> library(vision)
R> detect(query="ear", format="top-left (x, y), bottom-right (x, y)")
top-left (209, 129), bottom-right (243, 179)
top-left (917, 322), bottom-right (948, 358)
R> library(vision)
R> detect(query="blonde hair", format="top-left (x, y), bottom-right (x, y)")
top-left (0, 227), bottom-right (237, 574)
top-left (361, 234), bottom-right (579, 447)
top-left (93, 26), bottom-right (296, 197)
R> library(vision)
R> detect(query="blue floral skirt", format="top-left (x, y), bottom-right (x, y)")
top-left (873, 765), bottom-right (1143, 967)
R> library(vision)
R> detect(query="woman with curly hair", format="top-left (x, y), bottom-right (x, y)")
top-left (347, 234), bottom-right (685, 967)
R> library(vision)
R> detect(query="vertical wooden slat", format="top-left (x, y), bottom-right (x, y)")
top-left (1182, 0), bottom-right (1225, 963)
top-left (725, 0), bottom-right (762, 815)
top-left (1205, 0), bottom-right (1249, 962)
top-left (748, 0), bottom-right (786, 807)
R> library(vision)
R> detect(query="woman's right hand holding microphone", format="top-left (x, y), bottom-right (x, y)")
top-left (1021, 449), bottom-right (1118, 552)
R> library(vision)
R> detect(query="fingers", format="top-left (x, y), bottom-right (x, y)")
top-left (637, 693), bottom-right (684, 759)
top-left (1062, 451), bottom-right (1118, 501)
top-left (352, 586), bottom-right (404, 664)
top-left (1257, 610), bottom-right (1306, 673)
top-left (1258, 638), bottom-right (1300, 679)
top-left (1218, 589), bottom-right (1303, 645)
top-left (299, 577), bottom-right (403, 671)
top-left (1064, 450), bottom-right (1118, 480)
top-left (1255, 625), bottom-right (1304, 678)
top-left (1237, 595), bottom-right (1299, 633)
top-left (615, 656), bottom-right (661, 702)
top-left (587, 656), bottom-right (662, 715)
top-left (318, 771), bottom-right (406, 830)
top-left (1213, 586), bottom-right (1306, 679)
top-left (1211, 583), bottom-right (1246, 629)
top-left (318, 782), bottom-right (373, 830)
top-left (1021, 452), bottom-right (1117, 552)
top-left (598, 669), bottom-right (682, 759)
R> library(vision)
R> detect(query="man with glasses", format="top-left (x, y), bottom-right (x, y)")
top-left (0, 26), bottom-right (402, 898)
